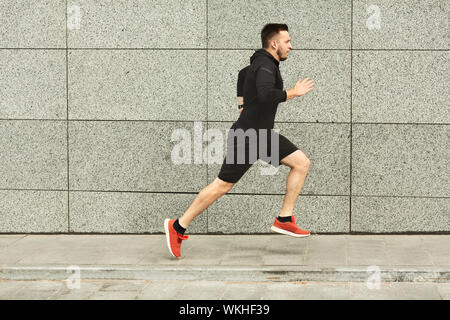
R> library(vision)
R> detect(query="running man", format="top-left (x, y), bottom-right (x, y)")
top-left (165, 23), bottom-right (315, 258)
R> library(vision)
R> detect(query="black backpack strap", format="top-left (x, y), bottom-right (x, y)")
top-left (237, 65), bottom-right (250, 97)
top-left (237, 65), bottom-right (250, 109)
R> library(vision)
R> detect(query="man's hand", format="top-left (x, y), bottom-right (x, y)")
top-left (293, 77), bottom-right (315, 96)
top-left (285, 77), bottom-right (315, 101)
top-left (237, 96), bottom-right (244, 113)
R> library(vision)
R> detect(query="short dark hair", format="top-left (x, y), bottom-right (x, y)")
top-left (261, 23), bottom-right (289, 49)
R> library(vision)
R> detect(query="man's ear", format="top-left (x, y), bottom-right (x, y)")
top-left (270, 38), bottom-right (279, 50)
top-left (275, 39), bottom-right (281, 50)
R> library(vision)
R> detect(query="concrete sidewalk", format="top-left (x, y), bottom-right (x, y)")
top-left (0, 234), bottom-right (449, 283)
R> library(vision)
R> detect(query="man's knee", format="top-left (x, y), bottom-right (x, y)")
top-left (301, 157), bottom-right (311, 169)
top-left (290, 156), bottom-right (310, 172)
top-left (283, 150), bottom-right (311, 171)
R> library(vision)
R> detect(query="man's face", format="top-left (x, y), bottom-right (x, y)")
top-left (273, 30), bottom-right (292, 61)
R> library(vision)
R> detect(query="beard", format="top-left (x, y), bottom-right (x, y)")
top-left (277, 48), bottom-right (288, 61)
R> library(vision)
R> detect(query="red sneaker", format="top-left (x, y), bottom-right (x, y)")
top-left (271, 215), bottom-right (310, 237)
top-left (164, 218), bottom-right (189, 258)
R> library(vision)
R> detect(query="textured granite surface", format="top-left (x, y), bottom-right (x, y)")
top-left (0, 1), bottom-right (447, 232)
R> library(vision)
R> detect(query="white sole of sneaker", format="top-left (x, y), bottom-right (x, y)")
top-left (164, 219), bottom-right (176, 257)
top-left (271, 226), bottom-right (310, 238)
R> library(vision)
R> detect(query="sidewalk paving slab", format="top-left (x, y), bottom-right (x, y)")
top-left (1, 279), bottom-right (449, 300)
top-left (0, 234), bottom-right (449, 283)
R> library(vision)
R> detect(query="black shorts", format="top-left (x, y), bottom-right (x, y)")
top-left (217, 123), bottom-right (299, 183)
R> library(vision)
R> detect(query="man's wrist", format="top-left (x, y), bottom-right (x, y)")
top-left (285, 88), bottom-right (299, 101)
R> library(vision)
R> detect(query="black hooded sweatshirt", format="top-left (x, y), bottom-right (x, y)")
top-left (235, 48), bottom-right (287, 130)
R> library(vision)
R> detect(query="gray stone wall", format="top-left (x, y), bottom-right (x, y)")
top-left (0, 1), bottom-right (448, 233)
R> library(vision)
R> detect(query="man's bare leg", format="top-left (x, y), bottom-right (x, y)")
top-left (178, 177), bottom-right (235, 229)
top-left (279, 150), bottom-right (311, 217)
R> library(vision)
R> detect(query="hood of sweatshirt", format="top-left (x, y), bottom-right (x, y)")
top-left (250, 48), bottom-right (280, 67)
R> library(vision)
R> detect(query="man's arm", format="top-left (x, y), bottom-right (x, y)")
top-left (255, 64), bottom-right (315, 104)
top-left (259, 75), bottom-right (316, 103)
top-left (255, 65), bottom-right (287, 104)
